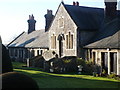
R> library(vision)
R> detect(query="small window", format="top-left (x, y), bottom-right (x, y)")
top-left (25, 49), bottom-right (28, 58)
top-left (59, 16), bottom-right (64, 28)
top-left (93, 52), bottom-right (96, 65)
top-left (15, 49), bottom-right (17, 57)
top-left (19, 50), bottom-right (21, 58)
top-left (21, 50), bottom-right (23, 58)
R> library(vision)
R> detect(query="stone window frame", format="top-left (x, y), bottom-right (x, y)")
top-left (66, 32), bottom-right (74, 50)
top-left (58, 16), bottom-right (64, 28)
top-left (51, 34), bottom-right (56, 49)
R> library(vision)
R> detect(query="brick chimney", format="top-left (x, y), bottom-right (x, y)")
top-left (27, 14), bottom-right (36, 34)
top-left (44, 9), bottom-right (54, 32)
top-left (104, 0), bottom-right (117, 21)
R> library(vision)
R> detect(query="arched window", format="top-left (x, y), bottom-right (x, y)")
top-left (66, 32), bottom-right (73, 49)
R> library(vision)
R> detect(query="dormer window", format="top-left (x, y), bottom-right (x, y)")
top-left (59, 16), bottom-right (64, 28)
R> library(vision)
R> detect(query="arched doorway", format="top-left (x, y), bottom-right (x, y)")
top-left (58, 34), bottom-right (64, 58)
top-left (59, 39), bottom-right (63, 57)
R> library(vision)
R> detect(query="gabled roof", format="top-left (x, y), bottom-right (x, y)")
top-left (85, 18), bottom-right (120, 49)
top-left (7, 29), bottom-right (49, 48)
top-left (64, 4), bottom-right (104, 30)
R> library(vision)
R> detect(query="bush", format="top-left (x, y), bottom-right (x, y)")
top-left (49, 57), bottom-right (101, 75)
top-left (2, 72), bottom-right (39, 89)
top-left (50, 56), bottom-right (78, 73)
top-left (76, 58), bottom-right (85, 66)
top-left (30, 55), bottom-right (45, 68)
top-left (76, 58), bottom-right (101, 75)
top-left (63, 59), bottom-right (71, 64)
top-left (107, 73), bottom-right (117, 79)
top-left (107, 73), bottom-right (120, 80)
top-left (101, 69), bottom-right (107, 77)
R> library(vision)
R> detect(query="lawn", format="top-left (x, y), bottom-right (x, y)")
top-left (12, 62), bottom-right (120, 88)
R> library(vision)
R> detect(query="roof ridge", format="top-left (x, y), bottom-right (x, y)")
top-left (64, 4), bottom-right (104, 10)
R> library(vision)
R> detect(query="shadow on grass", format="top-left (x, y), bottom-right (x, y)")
top-left (14, 69), bottom-right (120, 89)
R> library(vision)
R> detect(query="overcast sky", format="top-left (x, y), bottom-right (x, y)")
top-left (0, 0), bottom-right (119, 44)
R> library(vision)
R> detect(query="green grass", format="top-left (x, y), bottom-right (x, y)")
top-left (12, 62), bottom-right (120, 88)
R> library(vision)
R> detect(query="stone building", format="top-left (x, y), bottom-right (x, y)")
top-left (7, 12), bottom-right (54, 62)
top-left (85, 18), bottom-right (120, 75)
top-left (7, 0), bottom-right (120, 75)
top-left (48, 1), bottom-right (120, 75)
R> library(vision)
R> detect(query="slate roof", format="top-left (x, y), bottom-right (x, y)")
top-left (85, 18), bottom-right (120, 49)
top-left (63, 3), bottom-right (120, 49)
top-left (7, 29), bottom-right (49, 48)
top-left (64, 4), bottom-right (104, 30)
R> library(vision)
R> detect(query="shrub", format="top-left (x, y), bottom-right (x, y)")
top-left (50, 56), bottom-right (78, 73)
top-left (2, 72), bottom-right (39, 89)
top-left (76, 58), bottom-right (101, 75)
top-left (107, 73), bottom-right (116, 79)
top-left (101, 69), bottom-right (107, 77)
top-left (107, 73), bottom-right (120, 80)
top-left (63, 59), bottom-right (71, 64)
top-left (30, 55), bottom-right (45, 68)
top-left (76, 58), bottom-right (85, 66)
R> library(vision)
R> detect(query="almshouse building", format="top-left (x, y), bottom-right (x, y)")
top-left (7, 12), bottom-right (54, 62)
top-left (7, 0), bottom-right (120, 75)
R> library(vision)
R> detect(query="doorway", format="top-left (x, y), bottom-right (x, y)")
top-left (110, 52), bottom-right (117, 74)
top-left (101, 52), bottom-right (108, 73)
top-left (92, 52), bottom-right (96, 65)
top-left (59, 40), bottom-right (63, 57)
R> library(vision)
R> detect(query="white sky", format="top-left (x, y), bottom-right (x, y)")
top-left (0, 0), bottom-right (119, 44)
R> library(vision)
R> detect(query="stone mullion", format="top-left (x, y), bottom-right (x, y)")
top-left (68, 32), bottom-right (70, 49)
top-left (117, 52), bottom-right (120, 75)
top-left (108, 51), bottom-right (110, 75)
top-left (55, 36), bottom-right (56, 49)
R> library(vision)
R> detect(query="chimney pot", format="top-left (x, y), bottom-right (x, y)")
top-left (76, 1), bottom-right (79, 6)
top-left (73, 1), bottom-right (76, 5)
